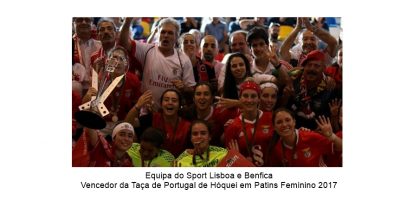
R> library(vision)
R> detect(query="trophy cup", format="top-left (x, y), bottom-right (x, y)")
top-left (74, 59), bottom-right (125, 129)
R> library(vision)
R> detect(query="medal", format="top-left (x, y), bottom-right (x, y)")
top-left (112, 115), bottom-right (118, 122)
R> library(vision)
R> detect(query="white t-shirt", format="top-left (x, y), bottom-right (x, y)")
top-left (134, 42), bottom-right (195, 110)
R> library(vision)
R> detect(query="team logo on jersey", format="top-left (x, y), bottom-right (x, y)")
top-left (262, 125), bottom-right (270, 134)
top-left (172, 68), bottom-right (179, 75)
top-left (302, 147), bottom-right (311, 158)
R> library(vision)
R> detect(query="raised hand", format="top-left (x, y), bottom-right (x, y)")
top-left (171, 79), bottom-right (185, 91)
top-left (315, 115), bottom-right (333, 138)
top-left (302, 17), bottom-right (313, 31)
top-left (295, 17), bottom-right (304, 30)
top-left (136, 90), bottom-right (153, 110)
top-left (267, 43), bottom-right (280, 66)
top-left (228, 139), bottom-right (240, 151)
top-left (252, 145), bottom-right (264, 166)
top-left (329, 98), bottom-right (341, 117)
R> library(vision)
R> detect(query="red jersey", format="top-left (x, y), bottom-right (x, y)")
top-left (224, 110), bottom-right (273, 158)
top-left (324, 131), bottom-right (342, 167)
top-left (152, 112), bottom-right (191, 157)
top-left (72, 129), bottom-right (132, 167)
top-left (269, 130), bottom-right (334, 167)
top-left (214, 106), bottom-right (241, 128)
top-left (184, 106), bottom-right (227, 147)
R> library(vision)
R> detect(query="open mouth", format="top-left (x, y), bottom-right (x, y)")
top-left (279, 128), bottom-right (292, 135)
top-left (197, 100), bottom-right (207, 105)
top-left (164, 106), bottom-right (175, 113)
top-left (193, 140), bottom-right (205, 147)
top-left (161, 40), bottom-right (170, 46)
top-left (204, 54), bottom-right (214, 61)
top-left (304, 44), bottom-right (316, 52)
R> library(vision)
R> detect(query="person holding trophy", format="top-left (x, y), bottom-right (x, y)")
top-left (79, 46), bottom-right (141, 136)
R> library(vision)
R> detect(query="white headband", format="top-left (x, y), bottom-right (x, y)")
top-left (260, 82), bottom-right (279, 92)
top-left (112, 122), bottom-right (134, 139)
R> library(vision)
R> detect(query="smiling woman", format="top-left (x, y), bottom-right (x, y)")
top-left (72, 122), bottom-right (135, 167)
top-left (124, 89), bottom-right (191, 157)
top-left (266, 108), bottom-right (342, 167)
top-left (175, 120), bottom-right (228, 167)
top-left (224, 78), bottom-right (274, 166)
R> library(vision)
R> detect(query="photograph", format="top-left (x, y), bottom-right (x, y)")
top-left (72, 17), bottom-right (343, 167)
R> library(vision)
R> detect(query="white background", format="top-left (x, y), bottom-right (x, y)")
top-left (0, 0), bottom-right (399, 213)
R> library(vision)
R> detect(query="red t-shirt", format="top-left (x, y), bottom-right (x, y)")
top-left (152, 112), bottom-right (191, 157)
top-left (224, 111), bottom-right (273, 158)
top-left (269, 130), bottom-right (333, 167)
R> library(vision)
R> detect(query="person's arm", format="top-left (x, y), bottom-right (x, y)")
top-left (315, 115), bottom-right (342, 152)
top-left (279, 17), bottom-right (303, 62)
top-left (124, 90), bottom-right (153, 127)
top-left (146, 25), bottom-right (158, 44)
top-left (84, 127), bottom-right (99, 148)
top-left (303, 18), bottom-right (338, 57)
top-left (81, 87), bottom-right (97, 104)
top-left (120, 17), bottom-right (134, 53)
top-left (268, 44), bottom-right (293, 90)
top-left (216, 97), bottom-right (243, 110)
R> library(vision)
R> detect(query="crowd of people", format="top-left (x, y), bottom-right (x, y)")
top-left (72, 17), bottom-right (343, 167)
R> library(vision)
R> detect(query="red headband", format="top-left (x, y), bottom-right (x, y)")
top-left (239, 80), bottom-right (261, 96)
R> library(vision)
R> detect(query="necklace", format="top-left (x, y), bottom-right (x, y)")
top-left (163, 116), bottom-right (180, 143)
top-left (192, 147), bottom-right (210, 165)
top-left (241, 110), bottom-right (260, 156)
top-left (281, 130), bottom-right (298, 167)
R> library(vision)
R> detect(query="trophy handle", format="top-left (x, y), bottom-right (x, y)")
top-left (75, 69), bottom-right (125, 130)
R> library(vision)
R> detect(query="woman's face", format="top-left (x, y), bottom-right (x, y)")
top-left (114, 130), bottom-right (134, 152)
top-left (194, 85), bottom-right (212, 111)
top-left (161, 91), bottom-right (180, 117)
top-left (181, 34), bottom-right (196, 57)
top-left (191, 123), bottom-right (211, 153)
top-left (274, 111), bottom-right (296, 138)
top-left (240, 89), bottom-right (259, 113)
top-left (260, 87), bottom-right (277, 111)
top-left (230, 56), bottom-right (247, 81)
top-left (139, 141), bottom-right (159, 161)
